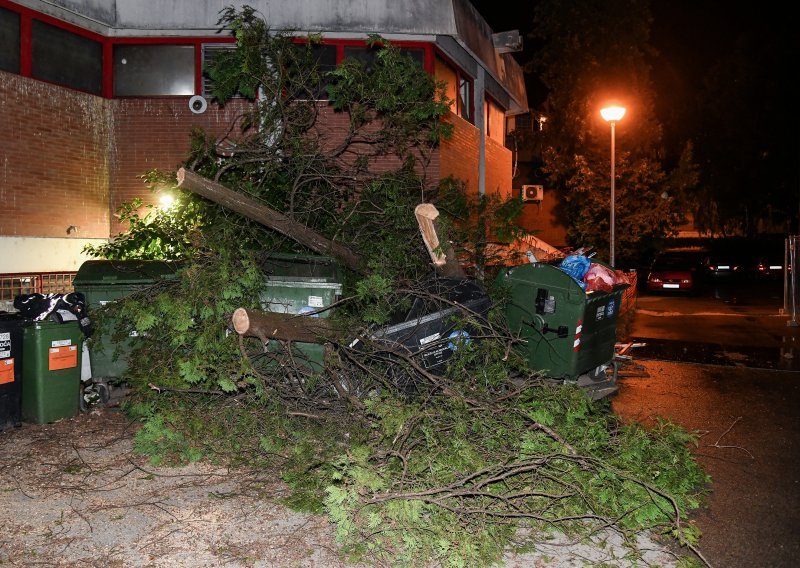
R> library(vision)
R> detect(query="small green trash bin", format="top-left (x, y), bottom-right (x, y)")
top-left (495, 261), bottom-right (628, 383)
top-left (21, 320), bottom-right (82, 423)
top-left (258, 254), bottom-right (343, 372)
top-left (72, 260), bottom-right (182, 380)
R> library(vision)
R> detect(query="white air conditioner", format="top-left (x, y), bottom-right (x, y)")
top-left (521, 184), bottom-right (544, 202)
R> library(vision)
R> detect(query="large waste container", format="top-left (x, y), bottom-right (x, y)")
top-left (21, 320), bottom-right (82, 423)
top-left (0, 314), bottom-right (25, 430)
top-left (366, 276), bottom-right (492, 374)
top-left (72, 260), bottom-right (182, 380)
top-left (258, 254), bottom-right (343, 372)
top-left (494, 261), bottom-right (628, 398)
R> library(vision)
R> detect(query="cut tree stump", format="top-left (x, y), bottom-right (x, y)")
top-left (231, 307), bottom-right (340, 344)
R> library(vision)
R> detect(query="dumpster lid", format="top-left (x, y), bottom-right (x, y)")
top-left (259, 253), bottom-right (341, 283)
top-left (73, 260), bottom-right (183, 285)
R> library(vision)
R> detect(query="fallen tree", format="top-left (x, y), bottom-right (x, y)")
top-left (177, 167), bottom-right (365, 273)
top-left (85, 8), bottom-right (710, 567)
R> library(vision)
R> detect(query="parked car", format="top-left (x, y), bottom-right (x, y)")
top-left (752, 252), bottom-right (789, 280)
top-left (646, 250), bottom-right (706, 293)
top-left (703, 251), bottom-right (745, 279)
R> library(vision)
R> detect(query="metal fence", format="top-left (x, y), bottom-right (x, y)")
top-left (0, 272), bottom-right (77, 303)
top-left (786, 236), bottom-right (799, 327)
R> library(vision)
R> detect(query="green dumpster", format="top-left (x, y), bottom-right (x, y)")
top-left (72, 260), bottom-right (182, 380)
top-left (258, 254), bottom-right (343, 372)
top-left (21, 320), bottom-right (82, 423)
top-left (494, 261), bottom-right (628, 396)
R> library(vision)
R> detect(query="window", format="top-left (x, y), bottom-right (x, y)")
top-left (484, 97), bottom-right (505, 144)
top-left (458, 75), bottom-right (472, 122)
top-left (0, 7), bottom-right (20, 73)
top-left (302, 43), bottom-right (337, 99)
top-left (399, 47), bottom-right (424, 67)
top-left (202, 44), bottom-right (237, 98)
top-left (113, 44), bottom-right (195, 96)
top-left (343, 45), bottom-right (381, 72)
top-left (31, 20), bottom-right (102, 94)
top-left (434, 54), bottom-right (473, 124)
top-left (343, 45), bottom-right (424, 74)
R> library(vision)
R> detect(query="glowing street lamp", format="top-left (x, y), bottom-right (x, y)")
top-left (600, 105), bottom-right (626, 267)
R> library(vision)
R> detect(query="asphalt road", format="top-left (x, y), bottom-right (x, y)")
top-left (612, 279), bottom-right (800, 568)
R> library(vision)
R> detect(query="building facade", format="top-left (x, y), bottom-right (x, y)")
top-left (0, 0), bottom-right (527, 279)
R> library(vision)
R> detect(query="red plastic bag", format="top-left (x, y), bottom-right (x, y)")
top-left (584, 263), bottom-right (617, 293)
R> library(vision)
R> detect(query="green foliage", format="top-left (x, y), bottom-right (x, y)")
top-left (327, 35), bottom-right (454, 155)
top-left (83, 173), bottom-right (207, 260)
top-left (529, 0), bottom-right (699, 265)
top-left (103, 247), bottom-right (265, 396)
top-left (321, 371), bottom-right (707, 567)
top-left (98, 7), bottom-right (708, 567)
top-left (434, 176), bottom-right (527, 279)
top-left (133, 413), bottom-right (203, 466)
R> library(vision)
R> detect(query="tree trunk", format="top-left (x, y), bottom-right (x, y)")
top-left (177, 168), bottom-right (364, 273)
top-left (231, 307), bottom-right (340, 344)
top-left (414, 203), bottom-right (467, 279)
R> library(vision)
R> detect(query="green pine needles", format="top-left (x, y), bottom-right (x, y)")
top-left (89, 6), bottom-right (710, 567)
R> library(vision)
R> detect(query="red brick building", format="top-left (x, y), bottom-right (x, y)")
top-left (0, 0), bottom-right (527, 280)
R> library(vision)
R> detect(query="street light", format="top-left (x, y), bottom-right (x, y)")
top-left (600, 105), bottom-right (626, 267)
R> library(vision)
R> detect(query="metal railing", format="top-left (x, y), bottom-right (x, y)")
top-left (786, 236), bottom-right (799, 327)
top-left (0, 272), bottom-right (77, 302)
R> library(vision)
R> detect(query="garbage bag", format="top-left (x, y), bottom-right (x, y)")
top-left (558, 255), bottom-right (591, 289)
top-left (584, 263), bottom-right (617, 292)
top-left (14, 292), bottom-right (93, 337)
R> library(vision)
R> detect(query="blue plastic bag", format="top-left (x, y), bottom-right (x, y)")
top-left (558, 255), bottom-right (591, 289)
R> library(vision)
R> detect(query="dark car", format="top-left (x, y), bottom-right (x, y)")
top-left (646, 250), bottom-right (706, 293)
top-left (752, 252), bottom-right (789, 280)
top-left (703, 252), bottom-right (745, 279)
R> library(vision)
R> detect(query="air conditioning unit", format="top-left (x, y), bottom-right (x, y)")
top-left (521, 184), bottom-right (544, 202)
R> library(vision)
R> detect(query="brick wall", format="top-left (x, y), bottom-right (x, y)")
top-left (439, 114), bottom-right (479, 194)
top-left (1, 75), bottom-right (451, 244)
top-left (484, 136), bottom-right (512, 199)
top-left (312, 104), bottom-right (441, 191)
top-left (0, 71), bottom-right (111, 239)
top-left (109, 97), bottom-right (251, 234)
top-left (439, 112), bottom-right (512, 199)
top-left (516, 189), bottom-right (569, 248)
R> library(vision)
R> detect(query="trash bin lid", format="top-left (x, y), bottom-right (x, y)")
top-left (73, 260), bottom-right (183, 286)
top-left (259, 253), bottom-right (341, 283)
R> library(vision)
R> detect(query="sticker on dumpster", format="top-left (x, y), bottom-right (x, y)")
top-left (606, 299), bottom-right (616, 317)
top-left (595, 306), bottom-right (605, 321)
top-left (51, 339), bottom-right (72, 348)
top-left (0, 350), bottom-right (9, 358)
top-left (419, 332), bottom-right (441, 346)
top-left (49, 345), bottom-right (78, 371)
top-left (308, 295), bottom-right (324, 308)
top-left (0, 358), bottom-right (14, 384)
top-left (0, 332), bottom-right (9, 342)
top-left (448, 330), bottom-right (471, 351)
top-left (298, 306), bottom-right (320, 318)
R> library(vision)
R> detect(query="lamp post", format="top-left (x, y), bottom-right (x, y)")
top-left (600, 105), bottom-right (626, 267)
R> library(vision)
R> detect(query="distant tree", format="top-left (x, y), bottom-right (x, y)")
top-left (529, 0), bottom-right (696, 265)
top-left (692, 21), bottom-right (799, 236)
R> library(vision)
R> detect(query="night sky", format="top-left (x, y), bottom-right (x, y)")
top-left (470, 0), bottom-right (758, 110)
top-left (471, 1), bottom-right (798, 229)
